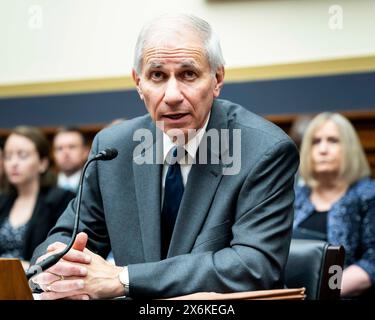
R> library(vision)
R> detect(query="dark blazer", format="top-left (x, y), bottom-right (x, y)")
top-left (32, 99), bottom-right (299, 298)
top-left (0, 187), bottom-right (75, 261)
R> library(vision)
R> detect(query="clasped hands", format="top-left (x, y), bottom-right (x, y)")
top-left (31, 232), bottom-right (124, 300)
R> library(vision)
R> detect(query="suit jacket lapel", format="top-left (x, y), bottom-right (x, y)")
top-left (168, 158), bottom-right (223, 256)
top-left (168, 100), bottom-right (228, 256)
top-left (133, 124), bottom-right (163, 262)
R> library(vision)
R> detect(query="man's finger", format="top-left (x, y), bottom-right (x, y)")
top-left (32, 272), bottom-right (61, 285)
top-left (47, 242), bottom-right (67, 252)
top-left (40, 290), bottom-right (86, 300)
top-left (37, 246), bottom-right (91, 266)
top-left (46, 232), bottom-right (88, 254)
top-left (65, 294), bottom-right (90, 300)
top-left (47, 279), bottom-right (85, 293)
top-left (36, 250), bottom-right (56, 264)
top-left (46, 260), bottom-right (87, 277)
top-left (62, 248), bottom-right (91, 264)
top-left (72, 232), bottom-right (88, 251)
top-left (36, 242), bottom-right (68, 264)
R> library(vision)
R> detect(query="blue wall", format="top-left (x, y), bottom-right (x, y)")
top-left (0, 71), bottom-right (374, 128)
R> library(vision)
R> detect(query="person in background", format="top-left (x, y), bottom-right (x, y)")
top-left (107, 118), bottom-right (126, 128)
top-left (289, 115), bottom-right (314, 151)
top-left (289, 114), bottom-right (314, 188)
top-left (0, 126), bottom-right (75, 269)
top-left (0, 137), bottom-right (5, 194)
top-left (293, 112), bottom-right (375, 299)
top-left (53, 127), bottom-right (90, 193)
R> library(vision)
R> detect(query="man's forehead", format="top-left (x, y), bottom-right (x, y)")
top-left (54, 132), bottom-right (83, 144)
top-left (56, 132), bottom-right (81, 139)
top-left (143, 47), bottom-right (208, 69)
top-left (147, 59), bottom-right (199, 69)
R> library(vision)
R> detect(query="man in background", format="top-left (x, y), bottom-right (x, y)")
top-left (53, 127), bottom-right (89, 193)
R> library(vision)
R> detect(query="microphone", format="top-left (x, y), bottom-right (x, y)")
top-left (95, 148), bottom-right (118, 160)
top-left (26, 148), bottom-right (119, 280)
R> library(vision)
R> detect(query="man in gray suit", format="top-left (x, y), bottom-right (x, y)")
top-left (30, 14), bottom-right (299, 300)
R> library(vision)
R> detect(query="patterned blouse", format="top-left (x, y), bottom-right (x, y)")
top-left (293, 177), bottom-right (375, 284)
top-left (0, 217), bottom-right (28, 259)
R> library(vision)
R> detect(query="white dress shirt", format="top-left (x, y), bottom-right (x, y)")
top-left (57, 170), bottom-right (81, 193)
top-left (161, 112), bottom-right (210, 202)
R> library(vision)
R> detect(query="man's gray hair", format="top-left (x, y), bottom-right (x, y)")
top-left (133, 14), bottom-right (225, 74)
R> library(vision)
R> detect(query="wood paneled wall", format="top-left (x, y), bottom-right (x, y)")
top-left (1, 110), bottom-right (374, 177)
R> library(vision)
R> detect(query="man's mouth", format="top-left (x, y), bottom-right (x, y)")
top-left (163, 113), bottom-right (189, 120)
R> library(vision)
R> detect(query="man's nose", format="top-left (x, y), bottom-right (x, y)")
top-left (163, 78), bottom-right (183, 106)
top-left (61, 149), bottom-right (70, 156)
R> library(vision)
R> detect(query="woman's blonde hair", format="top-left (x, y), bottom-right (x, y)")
top-left (299, 112), bottom-right (370, 187)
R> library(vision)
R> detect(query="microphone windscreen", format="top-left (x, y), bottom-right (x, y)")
top-left (100, 148), bottom-right (118, 160)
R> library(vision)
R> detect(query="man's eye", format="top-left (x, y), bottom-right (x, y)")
top-left (150, 71), bottom-right (165, 80)
top-left (182, 71), bottom-right (197, 80)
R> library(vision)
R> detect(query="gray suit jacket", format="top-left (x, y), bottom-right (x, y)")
top-left (32, 99), bottom-right (299, 298)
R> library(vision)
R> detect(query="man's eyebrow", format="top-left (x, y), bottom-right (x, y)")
top-left (145, 60), bottom-right (200, 70)
top-left (148, 62), bottom-right (163, 69)
top-left (180, 61), bottom-right (199, 69)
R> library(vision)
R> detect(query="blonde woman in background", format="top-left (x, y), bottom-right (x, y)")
top-left (293, 112), bottom-right (375, 299)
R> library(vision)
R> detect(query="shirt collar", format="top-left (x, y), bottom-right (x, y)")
top-left (58, 170), bottom-right (81, 183)
top-left (163, 111), bottom-right (211, 163)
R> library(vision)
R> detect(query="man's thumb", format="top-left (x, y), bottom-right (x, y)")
top-left (72, 232), bottom-right (88, 251)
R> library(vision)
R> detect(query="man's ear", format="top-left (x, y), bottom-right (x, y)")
top-left (39, 158), bottom-right (49, 174)
top-left (132, 69), bottom-right (144, 100)
top-left (213, 66), bottom-right (225, 98)
top-left (82, 145), bottom-right (90, 161)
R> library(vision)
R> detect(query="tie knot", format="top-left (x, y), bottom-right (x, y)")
top-left (166, 146), bottom-right (186, 165)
